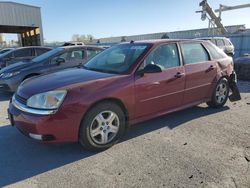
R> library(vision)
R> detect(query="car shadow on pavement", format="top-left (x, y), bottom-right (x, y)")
top-left (0, 91), bottom-right (13, 102)
top-left (0, 125), bottom-right (97, 187)
top-left (123, 105), bottom-right (230, 142)
top-left (0, 105), bottom-right (229, 187)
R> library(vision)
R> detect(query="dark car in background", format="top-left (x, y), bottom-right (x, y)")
top-left (0, 46), bottom-right (52, 69)
top-left (8, 39), bottom-right (241, 151)
top-left (0, 45), bottom-right (103, 92)
top-left (234, 53), bottom-right (250, 80)
top-left (197, 37), bottom-right (235, 57)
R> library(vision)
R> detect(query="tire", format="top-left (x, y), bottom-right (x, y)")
top-left (207, 78), bottom-right (229, 108)
top-left (79, 101), bottom-right (126, 151)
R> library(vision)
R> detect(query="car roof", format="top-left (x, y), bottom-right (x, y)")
top-left (196, 37), bottom-right (229, 40)
top-left (14, 46), bottom-right (52, 50)
top-left (121, 39), bottom-right (208, 45)
top-left (59, 45), bottom-right (104, 50)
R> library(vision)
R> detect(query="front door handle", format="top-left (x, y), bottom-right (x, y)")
top-left (175, 72), bottom-right (185, 78)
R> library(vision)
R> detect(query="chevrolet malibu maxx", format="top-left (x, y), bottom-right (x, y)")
top-left (8, 39), bottom-right (241, 151)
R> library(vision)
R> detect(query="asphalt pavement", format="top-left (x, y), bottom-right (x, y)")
top-left (0, 82), bottom-right (250, 188)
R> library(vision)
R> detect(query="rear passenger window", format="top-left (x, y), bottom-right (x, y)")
top-left (216, 39), bottom-right (224, 47)
top-left (36, 48), bottom-right (50, 56)
top-left (144, 44), bottom-right (180, 70)
top-left (14, 49), bottom-right (32, 57)
top-left (181, 43), bottom-right (209, 64)
top-left (87, 49), bottom-right (102, 59)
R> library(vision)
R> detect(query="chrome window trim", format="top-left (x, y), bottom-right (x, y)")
top-left (12, 95), bottom-right (57, 115)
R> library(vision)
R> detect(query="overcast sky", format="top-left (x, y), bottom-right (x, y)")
top-left (3, 0), bottom-right (250, 42)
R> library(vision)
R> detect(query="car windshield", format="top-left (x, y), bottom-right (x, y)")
top-left (32, 48), bottom-right (64, 63)
top-left (0, 49), bottom-right (14, 58)
top-left (0, 49), bottom-right (12, 55)
top-left (83, 43), bottom-right (151, 74)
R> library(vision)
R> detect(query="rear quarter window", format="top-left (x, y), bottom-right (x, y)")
top-left (203, 42), bottom-right (228, 60)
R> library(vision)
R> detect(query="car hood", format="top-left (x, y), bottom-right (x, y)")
top-left (0, 60), bottom-right (32, 74)
top-left (17, 68), bottom-right (117, 99)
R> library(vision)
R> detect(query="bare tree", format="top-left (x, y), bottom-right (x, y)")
top-left (71, 34), bottom-right (94, 44)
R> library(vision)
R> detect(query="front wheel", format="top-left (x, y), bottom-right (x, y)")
top-left (207, 78), bottom-right (229, 108)
top-left (79, 102), bottom-right (126, 151)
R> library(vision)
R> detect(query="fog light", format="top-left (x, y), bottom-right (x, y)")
top-left (29, 133), bottom-right (43, 140)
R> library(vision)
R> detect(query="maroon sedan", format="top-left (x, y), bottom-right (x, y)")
top-left (8, 39), bottom-right (241, 151)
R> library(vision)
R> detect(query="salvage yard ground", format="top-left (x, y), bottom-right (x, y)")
top-left (0, 81), bottom-right (250, 188)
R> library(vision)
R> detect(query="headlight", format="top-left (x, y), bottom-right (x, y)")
top-left (1, 71), bottom-right (20, 79)
top-left (27, 90), bottom-right (67, 110)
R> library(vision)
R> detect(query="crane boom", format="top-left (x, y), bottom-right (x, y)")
top-left (215, 3), bottom-right (250, 12)
top-left (199, 0), bottom-right (228, 34)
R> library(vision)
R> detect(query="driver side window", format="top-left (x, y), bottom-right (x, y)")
top-left (50, 52), bottom-right (69, 64)
top-left (143, 43), bottom-right (180, 70)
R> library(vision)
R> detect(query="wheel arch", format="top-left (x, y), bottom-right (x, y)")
top-left (80, 97), bottom-right (129, 128)
top-left (23, 73), bottom-right (40, 81)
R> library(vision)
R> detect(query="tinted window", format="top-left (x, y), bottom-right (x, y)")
top-left (143, 44), bottom-right (180, 70)
top-left (216, 39), bottom-right (224, 47)
top-left (70, 50), bottom-right (84, 60)
top-left (14, 49), bottom-right (32, 57)
top-left (204, 42), bottom-right (228, 60)
top-left (36, 48), bottom-right (50, 56)
top-left (181, 43), bottom-right (209, 64)
top-left (87, 49), bottom-right (102, 59)
top-left (51, 50), bottom-right (84, 64)
top-left (32, 48), bottom-right (64, 63)
top-left (51, 51), bottom-right (70, 64)
top-left (84, 44), bottom-right (150, 74)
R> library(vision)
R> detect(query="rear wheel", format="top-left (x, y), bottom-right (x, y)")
top-left (207, 78), bottom-right (229, 108)
top-left (79, 102), bottom-right (126, 151)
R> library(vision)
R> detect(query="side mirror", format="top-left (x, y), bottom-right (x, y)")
top-left (56, 57), bottom-right (65, 65)
top-left (143, 64), bottom-right (162, 74)
top-left (137, 64), bottom-right (162, 76)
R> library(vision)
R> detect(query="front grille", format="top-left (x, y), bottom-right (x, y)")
top-left (15, 94), bottom-right (27, 105)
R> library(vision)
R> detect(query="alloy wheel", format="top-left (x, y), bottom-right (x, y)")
top-left (89, 111), bottom-right (120, 145)
top-left (215, 82), bottom-right (228, 104)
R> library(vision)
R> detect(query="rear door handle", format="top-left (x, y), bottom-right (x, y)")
top-left (209, 65), bottom-right (215, 69)
top-left (206, 65), bottom-right (215, 72)
top-left (175, 72), bottom-right (185, 78)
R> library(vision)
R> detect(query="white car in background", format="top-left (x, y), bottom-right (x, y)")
top-left (62, 42), bottom-right (85, 46)
top-left (197, 37), bottom-right (235, 57)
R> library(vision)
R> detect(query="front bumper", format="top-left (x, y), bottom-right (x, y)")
top-left (0, 77), bottom-right (19, 92)
top-left (8, 97), bottom-right (85, 143)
